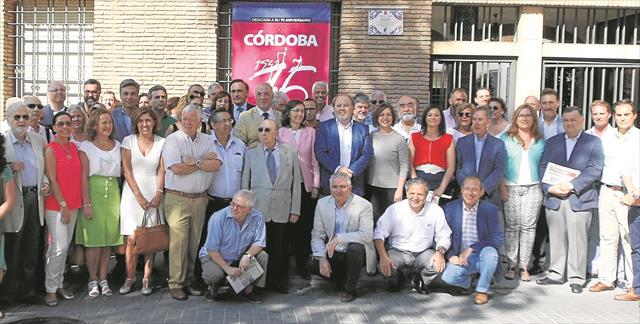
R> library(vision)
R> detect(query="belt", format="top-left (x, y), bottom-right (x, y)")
top-left (603, 183), bottom-right (624, 192)
top-left (22, 186), bottom-right (38, 194)
top-left (207, 195), bottom-right (232, 204)
top-left (165, 189), bottom-right (206, 199)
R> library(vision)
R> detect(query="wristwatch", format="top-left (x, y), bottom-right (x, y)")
top-left (244, 253), bottom-right (253, 259)
top-left (436, 246), bottom-right (447, 255)
top-left (59, 201), bottom-right (67, 208)
top-left (195, 160), bottom-right (201, 168)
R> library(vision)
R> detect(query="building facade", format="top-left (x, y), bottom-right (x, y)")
top-left (2, 0), bottom-right (639, 126)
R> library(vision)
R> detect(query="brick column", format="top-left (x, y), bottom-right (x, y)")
top-left (2, 0), bottom-right (17, 113)
top-left (93, 0), bottom-right (218, 97)
top-left (338, 0), bottom-right (432, 106)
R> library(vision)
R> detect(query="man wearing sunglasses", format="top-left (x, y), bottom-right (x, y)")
top-left (234, 83), bottom-right (281, 147)
top-left (241, 118), bottom-right (301, 294)
top-left (113, 79), bottom-right (140, 143)
top-left (42, 82), bottom-right (67, 127)
top-left (1, 101), bottom-right (49, 303)
top-left (369, 90), bottom-right (386, 111)
top-left (23, 96), bottom-right (53, 142)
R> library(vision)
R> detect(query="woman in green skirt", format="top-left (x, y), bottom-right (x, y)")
top-left (78, 108), bottom-right (123, 298)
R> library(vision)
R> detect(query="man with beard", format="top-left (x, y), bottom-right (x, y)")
top-left (392, 95), bottom-right (422, 140)
top-left (148, 85), bottom-right (175, 136)
top-left (79, 79), bottom-right (101, 115)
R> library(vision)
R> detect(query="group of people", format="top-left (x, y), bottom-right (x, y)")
top-left (0, 77), bottom-right (637, 316)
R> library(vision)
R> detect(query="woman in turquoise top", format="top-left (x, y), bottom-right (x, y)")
top-left (500, 104), bottom-right (545, 282)
top-left (0, 134), bottom-right (17, 320)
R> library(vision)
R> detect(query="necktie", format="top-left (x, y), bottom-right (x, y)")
top-left (266, 148), bottom-right (277, 184)
top-left (262, 112), bottom-right (269, 120)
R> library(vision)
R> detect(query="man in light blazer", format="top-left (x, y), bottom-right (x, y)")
top-left (538, 88), bottom-right (565, 140)
top-left (536, 106), bottom-right (604, 294)
top-left (1, 100), bottom-right (49, 300)
top-left (315, 94), bottom-right (374, 197)
top-left (308, 172), bottom-right (375, 303)
top-left (241, 118), bottom-right (301, 294)
top-left (234, 83), bottom-right (282, 147)
top-left (456, 106), bottom-right (506, 207)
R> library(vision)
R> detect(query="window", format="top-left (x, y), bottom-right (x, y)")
top-left (543, 7), bottom-right (639, 44)
top-left (432, 5), bottom-right (519, 42)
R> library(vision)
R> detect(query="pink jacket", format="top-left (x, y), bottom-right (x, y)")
top-left (278, 127), bottom-right (320, 193)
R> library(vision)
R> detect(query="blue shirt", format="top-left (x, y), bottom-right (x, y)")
top-left (234, 103), bottom-right (249, 120)
top-left (10, 132), bottom-right (38, 187)
top-left (207, 133), bottom-right (246, 198)
top-left (263, 144), bottom-right (280, 178)
top-left (474, 133), bottom-right (487, 173)
top-left (565, 131), bottom-right (582, 161)
top-left (198, 207), bottom-right (267, 263)
top-left (334, 202), bottom-right (349, 252)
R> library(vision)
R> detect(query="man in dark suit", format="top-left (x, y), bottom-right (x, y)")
top-left (536, 106), bottom-right (604, 294)
top-left (441, 176), bottom-right (504, 305)
top-left (229, 79), bottom-right (255, 122)
top-left (455, 106), bottom-right (506, 206)
top-left (315, 94), bottom-right (374, 197)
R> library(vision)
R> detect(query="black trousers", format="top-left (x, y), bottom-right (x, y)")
top-left (307, 243), bottom-right (365, 292)
top-left (193, 196), bottom-right (232, 286)
top-left (366, 185), bottom-right (396, 225)
top-left (266, 221), bottom-right (289, 287)
top-left (531, 208), bottom-right (549, 269)
top-left (289, 185), bottom-right (317, 275)
top-left (1, 189), bottom-right (43, 297)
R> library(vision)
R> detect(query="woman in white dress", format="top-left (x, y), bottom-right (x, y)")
top-left (118, 108), bottom-right (165, 295)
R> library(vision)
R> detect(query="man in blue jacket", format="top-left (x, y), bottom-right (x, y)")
top-left (536, 106), bottom-right (604, 294)
top-left (315, 94), bottom-right (374, 196)
top-left (441, 176), bottom-right (504, 305)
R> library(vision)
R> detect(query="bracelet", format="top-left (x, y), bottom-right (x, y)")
top-left (83, 203), bottom-right (91, 208)
top-left (156, 189), bottom-right (164, 193)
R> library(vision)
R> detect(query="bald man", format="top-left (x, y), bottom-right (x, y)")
top-left (42, 82), bottom-right (67, 127)
top-left (234, 82), bottom-right (282, 147)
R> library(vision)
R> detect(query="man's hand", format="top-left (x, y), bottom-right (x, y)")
top-left (431, 251), bottom-right (446, 272)
top-left (326, 236), bottom-right (339, 258)
top-left (336, 166), bottom-right (353, 177)
top-left (40, 183), bottom-right (51, 196)
top-left (319, 258), bottom-right (332, 278)
top-left (10, 162), bottom-right (24, 172)
top-left (289, 214), bottom-right (299, 224)
top-left (182, 156), bottom-right (196, 166)
top-left (459, 247), bottom-right (473, 266)
top-left (393, 188), bottom-right (403, 202)
top-left (449, 256), bottom-right (461, 266)
top-left (549, 184), bottom-right (571, 197)
top-left (310, 188), bottom-right (319, 199)
top-left (201, 152), bottom-right (218, 161)
top-left (226, 266), bottom-right (242, 277)
top-left (379, 256), bottom-right (395, 277)
top-left (239, 255), bottom-right (251, 272)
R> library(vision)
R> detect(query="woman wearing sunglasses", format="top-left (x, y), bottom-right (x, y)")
top-left (448, 103), bottom-right (475, 144)
top-left (489, 97), bottom-right (510, 137)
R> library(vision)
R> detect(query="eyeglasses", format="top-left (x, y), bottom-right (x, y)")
top-left (304, 107), bottom-right (316, 111)
top-left (290, 108), bottom-right (304, 112)
top-left (215, 118), bottom-right (233, 124)
top-left (83, 90), bottom-right (99, 95)
top-left (55, 121), bottom-right (72, 127)
top-left (27, 103), bottom-right (44, 110)
top-left (13, 114), bottom-right (30, 121)
top-left (458, 112), bottom-right (472, 117)
top-left (189, 94), bottom-right (204, 101)
top-left (230, 202), bottom-right (250, 210)
top-left (371, 100), bottom-right (384, 105)
top-left (48, 88), bottom-right (66, 93)
top-left (490, 106), bottom-right (501, 111)
top-left (257, 127), bottom-right (272, 133)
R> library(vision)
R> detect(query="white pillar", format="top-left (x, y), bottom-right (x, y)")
top-left (514, 6), bottom-right (544, 112)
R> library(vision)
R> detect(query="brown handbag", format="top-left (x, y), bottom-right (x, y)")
top-left (132, 208), bottom-right (169, 255)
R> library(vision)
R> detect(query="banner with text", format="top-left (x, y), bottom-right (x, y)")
top-left (232, 2), bottom-right (331, 103)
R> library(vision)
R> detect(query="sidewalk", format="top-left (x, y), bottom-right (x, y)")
top-left (3, 270), bottom-right (639, 324)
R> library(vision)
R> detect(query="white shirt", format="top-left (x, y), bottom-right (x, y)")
top-left (516, 146), bottom-right (535, 185)
top-left (162, 130), bottom-right (217, 193)
top-left (392, 121), bottom-right (422, 140)
top-left (316, 104), bottom-right (335, 122)
top-left (542, 116), bottom-right (561, 140)
top-left (373, 200), bottom-right (451, 253)
top-left (443, 108), bottom-right (456, 130)
top-left (256, 107), bottom-right (276, 120)
top-left (620, 127), bottom-right (640, 189)
top-left (336, 119), bottom-right (353, 170)
top-left (587, 125), bottom-right (621, 186)
top-left (79, 141), bottom-right (122, 177)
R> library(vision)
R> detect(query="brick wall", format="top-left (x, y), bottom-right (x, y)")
top-left (93, 0), bottom-right (218, 98)
top-left (2, 0), bottom-right (17, 114)
top-left (338, 0), bottom-right (432, 106)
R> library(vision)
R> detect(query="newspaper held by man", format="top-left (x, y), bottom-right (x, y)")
top-left (226, 257), bottom-right (264, 293)
top-left (542, 162), bottom-right (581, 185)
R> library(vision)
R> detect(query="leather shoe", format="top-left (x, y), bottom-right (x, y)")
top-left (56, 288), bottom-right (74, 300)
top-left (170, 288), bottom-right (187, 301)
top-left (269, 284), bottom-right (289, 294)
top-left (570, 283), bottom-right (583, 294)
top-left (536, 277), bottom-right (564, 285)
top-left (185, 285), bottom-right (203, 296)
top-left (410, 275), bottom-right (429, 295)
top-left (614, 289), bottom-right (640, 301)
top-left (243, 291), bottom-right (263, 304)
top-left (473, 292), bottom-right (489, 305)
top-left (339, 291), bottom-right (356, 303)
top-left (589, 282), bottom-right (614, 292)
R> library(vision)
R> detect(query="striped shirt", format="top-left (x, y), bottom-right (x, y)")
top-left (163, 130), bottom-right (216, 193)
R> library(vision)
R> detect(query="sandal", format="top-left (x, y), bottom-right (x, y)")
top-left (119, 278), bottom-right (136, 295)
top-left (141, 278), bottom-right (153, 296)
top-left (99, 280), bottom-right (113, 296)
top-left (88, 280), bottom-right (100, 298)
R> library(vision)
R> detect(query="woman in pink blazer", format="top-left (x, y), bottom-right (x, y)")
top-left (278, 100), bottom-right (320, 280)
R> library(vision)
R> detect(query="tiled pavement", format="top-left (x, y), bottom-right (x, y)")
top-left (2, 272), bottom-right (639, 324)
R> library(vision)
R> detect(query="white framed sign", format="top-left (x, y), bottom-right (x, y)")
top-left (368, 10), bottom-right (403, 36)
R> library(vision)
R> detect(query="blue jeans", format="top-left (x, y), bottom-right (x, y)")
top-left (441, 246), bottom-right (499, 293)
top-left (629, 206), bottom-right (640, 295)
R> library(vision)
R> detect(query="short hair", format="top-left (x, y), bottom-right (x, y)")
top-left (83, 79), bottom-right (102, 91)
top-left (101, 90), bottom-right (115, 98)
top-left (6, 101), bottom-right (27, 118)
top-left (404, 177), bottom-right (428, 192)
top-left (281, 100), bottom-right (306, 128)
top-left (48, 82), bottom-right (66, 91)
top-left (475, 87), bottom-right (491, 96)
top-left (450, 88), bottom-right (468, 98)
top-left (52, 111), bottom-right (72, 126)
top-left (330, 172), bottom-right (352, 186)
top-left (188, 84), bottom-right (204, 93)
top-left (181, 103), bottom-right (202, 119)
top-left (120, 79), bottom-right (140, 93)
top-left (233, 189), bottom-right (256, 207)
top-left (86, 108), bottom-right (116, 141)
top-left (208, 108), bottom-right (231, 125)
top-left (614, 99), bottom-right (637, 115)
top-left (590, 100), bottom-right (610, 113)
top-left (353, 93), bottom-right (370, 106)
top-left (208, 81), bottom-right (222, 95)
top-left (562, 106), bottom-right (583, 116)
top-left (139, 93), bottom-right (149, 99)
top-left (474, 105), bottom-right (491, 120)
top-left (420, 105), bottom-right (446, 136)
top-left (540, 88), bottom-right (559, 100)
top-left (332, 93), bottom-right (354, 107)
top-left (273, 91), bottom-right (289, 103)
top-left (303, 98), bottom-right (319, 109)
top-left (489, 97), bottom-right (508, 119)
top-left (370, 90), bottom-right (386, 101)
top-left (230, 79), bottom-right (249, 92)
top-left (463, 175), bottom-right (484, 189)
top-left (148, 85), bottom-right (167, 98)
top-left (371, 103), bottom-right (397, 128)
top-left (312, 81), bottom-right (328, 92)
top-left (211, 91), bottom-right (232, 110)
top-left (131, 107), bottom-right (158, 135)
top-left (67, 104), bottom-right (88, 130)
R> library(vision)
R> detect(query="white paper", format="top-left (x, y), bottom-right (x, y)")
top-left (542, 162), bottom-right (581, 185)
top-left (226, 258), bottom-right (264, 294)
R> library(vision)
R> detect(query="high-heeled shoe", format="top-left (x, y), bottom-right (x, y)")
top-left (141, 278), bottom-right (152, 296)
top-left (119, 278), bottom-right (136, 295)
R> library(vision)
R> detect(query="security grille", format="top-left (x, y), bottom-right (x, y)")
top-left (10, 0), bottom-right (93, 105)
top-left (431, 5), bottom-right (519, 42)
top-left (543, 7), bottom-right (639, 44)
